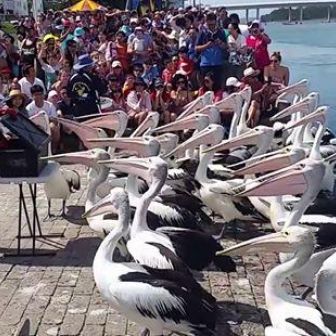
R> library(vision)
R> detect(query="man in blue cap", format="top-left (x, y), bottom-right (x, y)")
top-left (68, 54), bottom-right (106, 117)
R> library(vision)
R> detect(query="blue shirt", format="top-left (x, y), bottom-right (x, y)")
top-left (195, 28), bottom-right (228, 67)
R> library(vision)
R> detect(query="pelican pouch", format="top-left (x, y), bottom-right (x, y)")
top-left (0, 114), bottom-right (50, 177)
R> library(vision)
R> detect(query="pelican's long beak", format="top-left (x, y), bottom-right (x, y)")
top-left (87, 137), bottom-right (160, 157)
top-left (153, 114), bottom-right (210, 133)
top-left (234, 164), bottom-right (310, 197)
top-left (132, 112), bottom-right (160, 137)
top-left (57, 117), bottom-right (100, 148)
top-left (98, 157), bottom-right (150, 180)
top-left (83, 192), bottom-right (116, 218)
top-left (233, 150), bottom-right (304, 176)
top-left (164, 124), bottom-right (225, 158)
top-left (155, 133), bottom-right (179, 156)
top-left (203, 128), bottom-right (269, 154)
top-left (285, 107), bottom-right (327, 131)
top-left (270, 99), bottom-right (310, 121)
top-left (217, 231), bottom-right (292, 256)
top-left (81, 111), bottom-right (127, 131)
top-left (41, 150), bottom-right (106, 168)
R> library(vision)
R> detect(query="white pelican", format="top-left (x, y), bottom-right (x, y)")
top-left (90, 187), bottom-right (217, 336)
top-left (90, 156), bottom-right (236, 272)
top-left (131, 111), bottom-right (160, 137)
top-left (30, 112), bottom-right (82, 219)
top-left (222, 226), bottom-right (334, 336)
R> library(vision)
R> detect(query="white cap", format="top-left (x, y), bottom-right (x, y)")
top-left (243, 67), bottom-right (259, 78)
top-left (47, 90), bottom-right (58, 100)
top-left (226, 77), bottom-right (241, 87)
top-left (249, 19), bottom-right (265, 30)
top-left (178, 7), bottom-right (184, 12)
top-left (130, 17), bottom-right (138, 24)
top-left (111, 60), bottom-right (122, 68)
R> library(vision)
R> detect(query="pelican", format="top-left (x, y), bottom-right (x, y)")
top-left (131, 112), bottom-right (160, 137)
top-left (89, 156), bottom-right (236, 272)
top-left (90, 187), bottom-right (217, 336)
top-left (30, 112), bottom-right (82, 219)
top-left (218, 162), bottom-right (335, 335)
top-left (222, 226), bottom-right (334, 336)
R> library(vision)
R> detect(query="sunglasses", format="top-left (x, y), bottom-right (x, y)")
top-left (177, 80), bottom-right (186, 84)
top-left (271, 59), bottom-right (279, 63)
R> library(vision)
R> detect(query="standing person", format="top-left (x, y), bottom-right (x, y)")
top-left (227, 22), bottom-right (247, 79)
top-left (195, 12), bottom-right (228, 88)
top-left (68, 54), bottom-right (106, 117)
top-left (264, 51), bottom-right (290, 87)
top-left (217, 7), bottom-right (230, 29)
top-left (246, 20), bottom-right (271, 75)
top-left (26, 84), bottom-right (60, 152)
top-left (18, 64), bottom-right (46, 100)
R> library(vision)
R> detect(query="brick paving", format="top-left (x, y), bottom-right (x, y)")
top-left (0, 165), bottom-right (299, 336)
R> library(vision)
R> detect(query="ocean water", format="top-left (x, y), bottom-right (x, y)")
top-left (265, 21), bottom-right (336, 130)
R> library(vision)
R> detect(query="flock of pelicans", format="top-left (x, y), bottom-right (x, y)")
top-left (31, 78), bottom-right (336, 335)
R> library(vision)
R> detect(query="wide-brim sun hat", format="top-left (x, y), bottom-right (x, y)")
top-left (7, 89), bottom-right (26, 101)
top-left (73, 54), bottom-right (95, 71)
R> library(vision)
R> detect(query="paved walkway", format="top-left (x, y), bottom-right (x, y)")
top-left (0, 165), bottom-right (296, 336)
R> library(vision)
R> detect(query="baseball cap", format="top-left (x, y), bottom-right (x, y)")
top-left (226, 77), bottom-right (242, 87)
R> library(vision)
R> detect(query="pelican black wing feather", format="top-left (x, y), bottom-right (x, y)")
top-left (146, 242), bottom-right (191, 274)
top-left (120, 269), bottom-right (217, 331)
top-left (232, 198), bottom-right (268, 222)
top-left (285, 318), bottom-right (329, 336)
top-left (63, 169), bottom-right (81, 192)
top-left (157, 228), bottom-right (228, 270)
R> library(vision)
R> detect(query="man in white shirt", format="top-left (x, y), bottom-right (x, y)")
top-left (18, 64), bottom-right (46, 100)
top-left (26, 84), bottom-right (59, 152)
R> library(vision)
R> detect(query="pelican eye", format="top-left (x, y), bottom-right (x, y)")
top-left (283, 231), bottom-right (289, 236)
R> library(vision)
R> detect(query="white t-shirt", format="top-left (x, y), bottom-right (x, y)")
top-left (26, 100), bottom-right (57, 118)
top-left (18, 77), bottom-right (46, 99)
top-left (227, 34), bottom-right (246, 51)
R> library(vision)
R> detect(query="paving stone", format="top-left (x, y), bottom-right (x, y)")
top-left (82, 324), bottom-right (104, 336)
top-left (59, 313), bottom-right (85, 335)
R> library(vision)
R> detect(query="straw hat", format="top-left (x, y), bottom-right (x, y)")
top-left (8, 89), bottom-right (25, 100)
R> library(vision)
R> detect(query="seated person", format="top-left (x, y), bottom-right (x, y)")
top-left (264, 52), bottom-right (289, 87)
top-left (126, 77), bottom-right (152, 127)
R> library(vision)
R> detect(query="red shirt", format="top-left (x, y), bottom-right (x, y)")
top-left (198, 87), bottom-right (223, 103)
top-left (177, 57), bottom-right (194, 76)
top-left (246, 35), bottom-right (270, 70)
top-left (162, 69), bottom-right (175, 84)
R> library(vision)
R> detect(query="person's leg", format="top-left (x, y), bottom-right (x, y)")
top-left (49, 122), bottom-right (60, 153)
top-left (247, 100), bottom-right (261, 128)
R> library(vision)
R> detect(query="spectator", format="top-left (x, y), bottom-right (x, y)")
top-left (110, 60), bottom-right (125, 84)
top-left (123, 73), bottom-right (135, 98)
top-left (162, 58), bottom-right (176, 84)
top-left (171, 74), bottom-right (193, 114)
top-left (110, 88), bottom-right (126, 111)
top-left (6, 89), bottom-right (27, 116)
top-left (246, 20), bottom-right (271, 74)
top-left (198, 72), bottom-right (223, 102)
top-left (128, 26), bottom-right (152, 64)
top-left (227, 22), bottom-right (247, 79)
top-left (195, 12), bottom-right (228, 89)
top-left (264, 51), bottom-right (289, 87)
top-left (18, 64), bottom-right (46, 99)
top-left (26, 84), bottom-right (60, 152)
top-left (142, 59), bottom-right (160, 86)
top-left (217, 7), bottom-right (231, 29)
top-left (47, 89), bottom-right (60, 108)
top-left (127, 77), bottom-right (151, 127)
top-left (56, 87), bottom-right (75, 118)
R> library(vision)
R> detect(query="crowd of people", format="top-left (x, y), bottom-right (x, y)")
top-left (0, 6), bottom-right (291, 152)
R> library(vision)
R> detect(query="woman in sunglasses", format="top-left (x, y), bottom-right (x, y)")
top-left (198, 72), bottom-right (223, 103)
top-left (264, 52), bottom-right (289, 87)
top-left (170, 74), bottom-right (192, 114)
